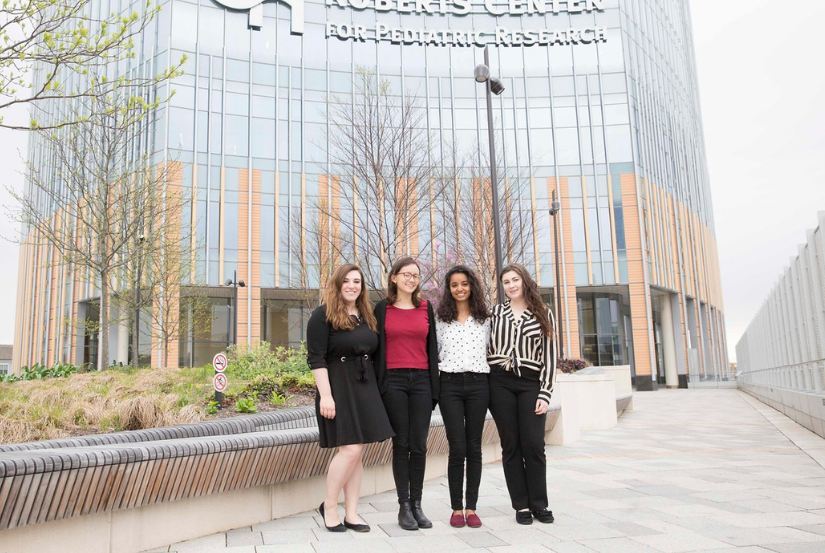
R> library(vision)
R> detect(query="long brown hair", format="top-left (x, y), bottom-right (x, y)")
top-left (500, 263), bottom-right (553, 337)
top-left (323, 264), bottom-right (377, 331)
top-left (436, 265), bottom-right (491, 323)
top-left (386, 257), bottom-right (423, 307)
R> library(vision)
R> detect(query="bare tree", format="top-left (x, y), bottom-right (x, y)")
top-left (112, 171), bottom-right (209, 369)
top-left (10, 76), bottom-right (184, 371)
top-left (1, 0), bottom-right (183, 130)
top-left (452, 155), bottom-right (537, 304)
top-left (309, 68), bottom-right (458, 292)
top-left (302, 69), bottom-right (539, 307)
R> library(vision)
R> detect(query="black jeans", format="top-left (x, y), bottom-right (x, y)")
top-left (439, 371), bottom-right (490, 511)
top-left (488, 365), bottom-right (548, 511)
top-left (383, 369), bottom-right (433, 503)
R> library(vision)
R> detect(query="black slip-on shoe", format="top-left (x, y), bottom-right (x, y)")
top-left (532, 508), bottom-right (555, 524)
top-left (516, 510), bottom-right (533, 525)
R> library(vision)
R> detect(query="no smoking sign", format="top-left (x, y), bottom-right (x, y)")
top-left (213, 353), bottom-right (228, 373)
top-left (213, 373), bottom-right (228, 393)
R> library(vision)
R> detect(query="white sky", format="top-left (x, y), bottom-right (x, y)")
top-left (690, 0), bottom-right (825, 360)
top-left (1, 0), bottom-right (823, 361)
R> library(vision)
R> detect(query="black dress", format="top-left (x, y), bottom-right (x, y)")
top-left (307, 305), bottom-right (395, 448)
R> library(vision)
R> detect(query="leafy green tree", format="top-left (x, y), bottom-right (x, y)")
top-left (0, 0), bottom-right (178, 129)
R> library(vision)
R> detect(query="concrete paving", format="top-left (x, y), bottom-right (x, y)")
top-left (145, 389), bottom-right (825, 553)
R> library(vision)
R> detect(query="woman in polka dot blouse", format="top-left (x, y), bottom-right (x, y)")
top-left (435, 265), bottom-right (491, 529)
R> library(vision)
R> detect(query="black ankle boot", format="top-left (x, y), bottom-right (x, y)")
top-left (410, 499), bottom-right (432, 528)
top-left (398, 500), bottom-right (418, 530)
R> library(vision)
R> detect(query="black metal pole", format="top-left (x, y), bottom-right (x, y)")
top-left (551, 190), bottom-right (565, 358)
top-left (484, 46), bottom-right (505, 303)
top-left (232, 270), bottom-right (238, 345)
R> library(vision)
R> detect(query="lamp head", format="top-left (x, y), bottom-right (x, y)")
top-left (224, 279), bottom-right (233, 287)
top-left (474, 64), bottom-right (489, 83)
top-left (551, 200), bottom-right (561, 213)
top-left (238, 280), bottom-right (246, 287)
top-left (490, 77), bottom-right (505, 96)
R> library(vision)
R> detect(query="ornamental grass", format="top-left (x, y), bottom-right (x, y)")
top-left (0, 343), bottom-right (315, 444)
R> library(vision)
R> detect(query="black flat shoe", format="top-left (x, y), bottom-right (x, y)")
top-left (319, 502), bottom-right (346, 532)
top-left (516, 510), bottom-right (533, 525)
top-left (532, 508), bottom-right (554, 524)
top-left (344, 519), bottom-right (371, 532)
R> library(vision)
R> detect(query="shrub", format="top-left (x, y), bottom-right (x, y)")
top-left (239, 371), bottom-right (314, 411)
top-left (226, 342), bottom-right (280, 378)
top-left (557, 358), bottom-right (592, 374)
top-left (225, 342), bottom-right (309, 380)
top-left (235, 396), bottom-right (258, 414)
top-left (1, 362), bottom-right (80, 384)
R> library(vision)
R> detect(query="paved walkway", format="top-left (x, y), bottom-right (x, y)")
top-left (148, 390), bottom-right (825, 553)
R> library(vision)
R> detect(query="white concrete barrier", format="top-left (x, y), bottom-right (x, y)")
top-left (547, 365), bottom-right (633, 445)
top-left (740, 382), bottom-right (825, 438)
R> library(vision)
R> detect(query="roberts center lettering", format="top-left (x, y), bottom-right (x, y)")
top-left (326, 0), bottom-right (605, 15)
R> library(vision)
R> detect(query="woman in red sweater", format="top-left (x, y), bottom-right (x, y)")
top-left (373, 257), bottom-right (440, 530)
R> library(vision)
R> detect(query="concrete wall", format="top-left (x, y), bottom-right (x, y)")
top-left (740, 382), bottom-right (825, 439)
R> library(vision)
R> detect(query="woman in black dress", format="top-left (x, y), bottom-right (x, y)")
top-left (307, 263), bottom-right (395, 533)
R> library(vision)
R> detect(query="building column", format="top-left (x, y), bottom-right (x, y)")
top-left (659, 294), bottom-right (679, 389)
top-left (116, 314), bottom-right (129, 366)
top-left (621, 174), bottom-right (657, 391)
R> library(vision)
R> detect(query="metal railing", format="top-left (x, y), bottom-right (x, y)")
top-left (738, 358), bottom-right (825, 394)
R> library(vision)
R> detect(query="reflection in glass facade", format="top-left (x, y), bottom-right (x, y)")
top-left (14, 0), bottom-right (728, 389)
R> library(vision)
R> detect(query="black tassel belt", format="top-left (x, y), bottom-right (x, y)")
top-left (338, 354), bottom-right (371, 382)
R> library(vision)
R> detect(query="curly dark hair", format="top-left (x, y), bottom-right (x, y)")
top-left (500, 263), bottom-right (553, 338)
top-left (436, 265), bottom-right (491, 323)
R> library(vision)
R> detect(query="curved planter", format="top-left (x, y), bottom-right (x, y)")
top-left (0, 369), bottom-right (632, 553)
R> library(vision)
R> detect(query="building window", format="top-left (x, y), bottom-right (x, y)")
top-left (0, 363), bottom-right (9, 375)
top-left (179, 297), bottom-right (233, 368)
top-left (578, 293), bottom-right (629, 367)
top-left (81, 301), bottom-right (100, 369)
top-left (261, 298), bottom-right (313, 349)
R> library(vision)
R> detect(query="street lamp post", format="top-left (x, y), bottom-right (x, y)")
top-left (474, 45), bottom-right (506, 303)
top-left (224, 270), bottom-right (246, 345)
top-left (549, 191), bottom-right (565, 357)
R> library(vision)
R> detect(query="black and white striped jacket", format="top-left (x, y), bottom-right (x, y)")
top-left (487, 301), bottom-right (558, 404)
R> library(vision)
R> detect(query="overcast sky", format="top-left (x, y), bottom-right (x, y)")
top-left (690, 0), bottom-right (825, 360)
top-left (1, 0), bottom-right (823, 361)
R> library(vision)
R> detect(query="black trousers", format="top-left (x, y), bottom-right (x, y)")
top-left (439, 371), bottom-right (490, 511)
top-left (383, 369), bottom-right (433, 503)
top-left (488, 365), bottom-right (548, 511)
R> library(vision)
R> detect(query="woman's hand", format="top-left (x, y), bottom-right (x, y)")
top-left (319, 395), bottom-right (336, 419)
top-left (534, 398), bottom-right (548, 415)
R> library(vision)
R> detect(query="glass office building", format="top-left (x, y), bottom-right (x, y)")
top-left (14, 0), bottom-right (729, 388)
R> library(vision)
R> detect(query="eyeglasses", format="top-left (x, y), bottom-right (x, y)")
top-left (398, 272), bottom-right (421, 281)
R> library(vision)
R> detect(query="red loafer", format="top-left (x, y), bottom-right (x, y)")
top-left (449, 513), bottom-right (466, 527)
top-left (466, 513), bottom-right (482, 528)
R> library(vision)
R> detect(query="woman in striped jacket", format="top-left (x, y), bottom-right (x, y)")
top-left (487, 263), bottom-right (558, 526)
